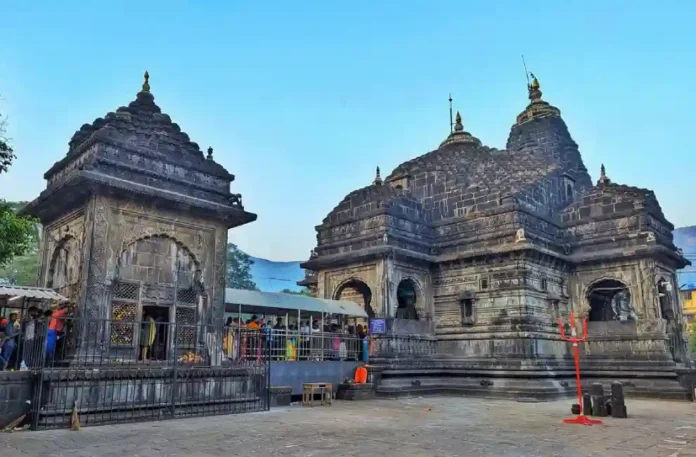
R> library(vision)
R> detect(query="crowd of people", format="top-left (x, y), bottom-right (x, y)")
top-left (0, 302), bottom-right (72, 371)
top-left (222, 314), bottom-right (369, 362)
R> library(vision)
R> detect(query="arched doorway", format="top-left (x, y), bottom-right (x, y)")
top-left (111, 235), bottom-right (201, 360)
top-left (334, 279), bottom-right (374, 318)
top-left (587, 279), bottom-right (635, 322)
top-left (396, 278), bottom-right (419, 320)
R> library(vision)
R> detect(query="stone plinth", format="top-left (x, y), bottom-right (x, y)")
top-left (336, 382), bottom-right (375, 401)
top-left (269, 386), bottom-right (292, 408)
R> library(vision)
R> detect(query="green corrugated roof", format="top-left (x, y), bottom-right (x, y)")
top-left (224, 288), bottom-right (367, 318)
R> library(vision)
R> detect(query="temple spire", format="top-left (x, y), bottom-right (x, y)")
top-left (142, 71), bottom-right (151, 93)
top-left (454, 111), bottom-right (463, 132)
top-left (373, 166), bottom-right (383, 185)
top-left (597, 163), bottom-right (611, 185)
top-left (528, 72), bottom-right (542, 101)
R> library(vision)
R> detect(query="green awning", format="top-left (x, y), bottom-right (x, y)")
top-left (224, 288), bottom-right (368, 318)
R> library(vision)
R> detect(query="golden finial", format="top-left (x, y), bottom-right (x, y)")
top-left (454, 111), bottom-right (463, 132)
top-left (528, 72), bottom-right (542, 101)
top-left (142, 71), bottom-right (151, 93)
top-left (374, 166), bottom-right (383, 185)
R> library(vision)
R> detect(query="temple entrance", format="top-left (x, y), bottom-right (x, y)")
top-left (140, 305), bottom-right (170, 361)
top-left (396, 279), bottom-right (419, 320)
top-left (587, 279), bottom-right (634, 322)
top-left (334, 279), bottom-right (374, 318)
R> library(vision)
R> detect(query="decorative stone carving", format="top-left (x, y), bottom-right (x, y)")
top-left (611, 291), bottom-right (638, 321)
top-left (229, 193), bottom-right (244, 209)
top-left (646, 232), bottom-right (656, 243)
top-left (515, 228), bottom-right (526, 243)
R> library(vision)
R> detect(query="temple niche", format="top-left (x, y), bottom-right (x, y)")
top-left (301, 75), bottom-right (692, 399)
top-left (23, 72), bottom-right (256, 360)
top-left (586, 279), bottom-right (636, 322)
top-left (334, 279), bottom-right (374, 318)
top-left (47, 235), bottom-right (81, 302)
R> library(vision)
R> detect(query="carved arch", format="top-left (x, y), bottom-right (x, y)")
top-left (115, 234), bottom-right (202, 292)
top-left (333, 276), bottom-right (375, 318)
top-left (119, 233), bottom-right (201, 269)
top-left (47, 235), bottom-right (80, 287)
top-left (121, 229), bottom-right (203, 267)
top-left (584, 275), bottom-right (633, 322)
top-left (396, 275), bottom-right (427, 318)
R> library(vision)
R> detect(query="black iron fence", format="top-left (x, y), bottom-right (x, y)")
top-left (14, 317), bottom-right (270, 430)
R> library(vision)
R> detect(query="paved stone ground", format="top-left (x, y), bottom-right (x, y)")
top-left (1, 397), bottom-right (695, 457)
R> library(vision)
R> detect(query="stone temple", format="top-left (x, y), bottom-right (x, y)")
top-left (300, 76), bottom-right (694, 399)
top-left (23, 72), bottom-right (256, 356)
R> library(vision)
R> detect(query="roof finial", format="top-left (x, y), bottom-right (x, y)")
top-left (142, 71), bottom-right (151, 93)
top-left (449, 93), bottom-right (454, 134)
top-left (597, 163), bottom-right (611, 185)
top-left (528, 72), bottom-right (542, 101)
top-left (374, 166), bottom-right (383, 185)
top-left (207, 146), bottom-right (214, 161)
top-left (454, 111), bottom-right (463, 132)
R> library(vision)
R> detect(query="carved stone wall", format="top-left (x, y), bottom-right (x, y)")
top-left (569, 258), bottom-right (678, 360)
top-left (41, 210), bottom-right (87, 305)
top-left (433, 253), bottom-right (569, 359)
top-left (320, 262), bottom-right (382, 315)
top-left (83, 195), bottom-right (226, 324)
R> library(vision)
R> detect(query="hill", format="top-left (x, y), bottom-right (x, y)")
top-left (248, 255), bottom-right (304, 292)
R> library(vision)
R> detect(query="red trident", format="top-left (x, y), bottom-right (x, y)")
top-left (557, 312), bottom-right (602, 426)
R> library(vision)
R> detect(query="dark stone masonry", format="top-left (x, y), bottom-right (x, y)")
top-left (300, 76), bottom-right (694, 400)
top-left (23, 72), bottom-right (256, 335)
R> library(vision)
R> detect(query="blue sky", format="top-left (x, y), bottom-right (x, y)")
top-left (1, 1), bottom-right (694, 261)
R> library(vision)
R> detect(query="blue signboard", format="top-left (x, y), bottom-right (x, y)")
top-left (369, 319), bottom-right (386, 334)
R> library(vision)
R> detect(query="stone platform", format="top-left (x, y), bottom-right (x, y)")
top-left (3, 397), bottom-right (695, 457)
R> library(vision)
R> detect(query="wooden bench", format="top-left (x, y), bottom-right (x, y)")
top-left (302, 383), bottom-right (333, 407)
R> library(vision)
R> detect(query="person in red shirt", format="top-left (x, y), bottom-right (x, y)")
top-left (46, 303), bottom-right (71, 363)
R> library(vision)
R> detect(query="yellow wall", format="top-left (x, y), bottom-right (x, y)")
top-left (682, 290), bottom-right (696, 320)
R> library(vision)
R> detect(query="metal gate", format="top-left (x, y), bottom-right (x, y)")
top-left (27, 318), bottom-right (270, 430)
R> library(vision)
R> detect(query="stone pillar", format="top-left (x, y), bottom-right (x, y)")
top-left (582, 392), bottom-right (592, 416)
top-left (590, 383), bottom-right (607, 417)
top-left (610, 381), bottom-right (628, 418)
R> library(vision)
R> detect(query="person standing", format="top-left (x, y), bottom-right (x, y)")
top-left (46, 303), bottom-right (71, 364)
top-left (1, 313), bottom-right (20, 370)
top-left (21, 307), bottom-right (41, 368)
top-left (139, 313), bottom-right (156, 361)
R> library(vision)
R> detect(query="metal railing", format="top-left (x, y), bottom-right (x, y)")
top-left (15, 317), bottom-right (269, 369)
top-left (258, 329), bottom-right (362, 362)
top-left (5, 316), bottom-right (271, 429)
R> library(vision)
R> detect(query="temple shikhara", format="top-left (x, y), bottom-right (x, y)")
top-left (300, 75), bottom-right (692, 398)
top-left (24, 72), bottom-right (256, 336)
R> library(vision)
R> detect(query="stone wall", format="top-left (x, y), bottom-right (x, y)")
top-left (81, 194), bottom-right (227, 325)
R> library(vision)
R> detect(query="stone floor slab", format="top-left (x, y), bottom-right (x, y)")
top-left (1, 397), bottom-right (694, 457)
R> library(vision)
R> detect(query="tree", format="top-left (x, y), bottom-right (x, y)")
top-left (226, 243), bottom-right (257, 290)
top-left (688, 321), bottom-right (696, 356)
top-left (0, 110), bottom-right (15, 174)
top-left (0, 249), bottom-right (40, 286)
top-left (0, 108), bottom-right (37, 266)
top-left (0, 201), bottom-right (41, 285)
top-left (280, 288), bottom-right (312, 297)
